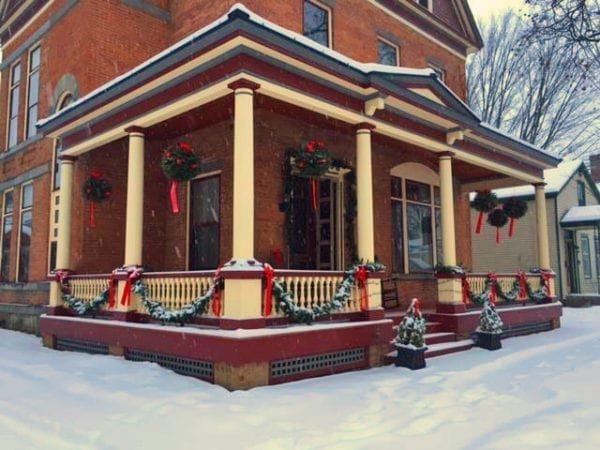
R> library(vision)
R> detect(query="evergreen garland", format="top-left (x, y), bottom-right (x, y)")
top-left (502, 197), bottom-right (528, 219)
top-left (161, 142), bottom-right (199, 182)
top-left (472, 190), bottom-right (499, 212)
top-left (271, 261), bottom-right (385, 324)
top-left (292, 140), bottom-right (332, 177)
top-left (82, 171), bottom-right (112, 202)
top-left (468, 272), bottom-right (548, 305)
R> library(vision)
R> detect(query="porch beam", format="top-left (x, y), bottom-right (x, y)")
top-left (534, 182), bottom-right (551, 270)
top-left (229, 79), bottom-right (259, 259)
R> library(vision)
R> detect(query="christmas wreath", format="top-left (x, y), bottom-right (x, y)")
top-left (472, 190), bottom-right (499, 234)
top-left (291, 140), bottom-right (332, 210)
top-left (502, 197), bottom-right (528, 237)
top-left (161, 142), bottom-right (199, 213)
top-left (487, 209), bottom-right (509, 244)
top-left (82, 171), bottom-right (112, 227)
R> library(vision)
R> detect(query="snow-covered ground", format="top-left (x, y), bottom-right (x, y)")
top-left (1, 308), bottom-right (599, 450)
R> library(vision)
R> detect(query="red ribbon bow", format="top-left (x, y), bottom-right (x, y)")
top-left (212, 266), bottom-right (223, 317)
top-left (54, 270), bottom-right (71, 293)
top-left (412, 298), bottom-right (422, 317)
top-left (461, 277), bottom-right (471, 304)
top-left (488, 272), bottom-right (498, 305)
top-left (541, 271), bottom-right (552, 297)
top-left (120, 266), bottom-right (143, 307)
top-left (169, 180), bottom-right (180, 214)
top-left (263, 263), bottom-right (275, 317)
top-left (108, 269), bottom-right (118, 308)
top-left (356, 266), bottom-right (369, 311)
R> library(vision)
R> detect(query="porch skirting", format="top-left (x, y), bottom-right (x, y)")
top-left (40, 315), bottom-right (394, 390)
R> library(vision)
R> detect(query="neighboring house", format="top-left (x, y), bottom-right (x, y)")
top-left (0, 0), bottom-right (562, 389)
top-left (472, 160), bottom-right (600, 299)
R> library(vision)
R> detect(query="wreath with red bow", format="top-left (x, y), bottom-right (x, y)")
top-left (82, 171), bottom-right (112, 227)
top-left (292, 140), bottom-right (332, 178)
top-left (161, 142), bottom-right (200, 213)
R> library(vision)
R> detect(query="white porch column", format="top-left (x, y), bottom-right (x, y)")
top-left (49, 155), bottom-right (76, 306)
top-left (123, 127), bottom-right (145, 267)
top-left (356, 123), bottom-right (376, 262)
top-left (439, 152), bottom-right (457, 266)
top-left (355, 123), bottom-right (382, 311)
top-left (534, 182), bottom-right (551, 270)
top-left (229, 79), bottom-right (259, 260)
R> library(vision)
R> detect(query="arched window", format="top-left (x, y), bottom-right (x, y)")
top-left (390, 163), bottom-right (442, 273)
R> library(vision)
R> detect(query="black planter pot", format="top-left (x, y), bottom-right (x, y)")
top-left (394, 345), bottom-right (427, 370)
top-left (476, 331), bottom-right (502, 351)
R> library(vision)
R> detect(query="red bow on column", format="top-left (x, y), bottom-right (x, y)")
top-left (461, 277), bottom-right (471, 304)
top-left (356, 266), bottom-right (369, 311)
top-left (263, 263), bottom-right (275, 317)
top-left (108, 269), bottom-right (118, 308)
top-left (517, 270), bottom-right (528, 299)
top-left (54, 270), bottom-right (71, 293)
top-left (541, 271), bottom-right (552, 297)
top-left (212, 266), bottom-right (223, 317)
top-left (120, 266), bottom-right (143, 307)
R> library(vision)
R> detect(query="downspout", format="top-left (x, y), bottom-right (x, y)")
top-left (554, 196), bottom-right (564, 299)
top-left (596, 224), bottom-right (600, 294)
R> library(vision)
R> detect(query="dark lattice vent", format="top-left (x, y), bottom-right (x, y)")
top-left (126, 349), bottom-right (213, 380)
top-left (55, 337), bottom-right (109, 355)
top-left (502, 321), bottom-right (553, 338)
top-left (271, 348), bottom-right (366, 379)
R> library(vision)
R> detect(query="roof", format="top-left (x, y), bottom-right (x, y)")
top-left (560, 205), bottom-right (600, 227)
top-left (490, 160), bottom-right (584, 199)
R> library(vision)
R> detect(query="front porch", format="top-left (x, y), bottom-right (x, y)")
top-left (37, 5), bottom-right (563, 389)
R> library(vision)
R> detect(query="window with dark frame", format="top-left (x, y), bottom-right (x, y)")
top-left (303, 0), bottom-right (330, 47)
top-left (0, 190), bottom-right (14, 282)
top-left (377, 39), bottom-right (399, 66)
top-left (8, 63), bottom-right (21, 148)
top-left (189, 175), bottom-right (220, 270)
top-left (18, 183), bottom-right (33, 282)
top-left (26, 47), bottom-right (41, 139)
top-left (577, 181), bottom-right (586, 206)
top-left (581, 234), bottom-right (592, 279)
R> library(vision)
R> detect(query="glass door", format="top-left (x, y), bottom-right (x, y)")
top-left (189, 175), bottom-right (220, 270)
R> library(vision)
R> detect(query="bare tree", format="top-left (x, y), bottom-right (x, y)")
top-left (467, 11), bottom-right (599, 159)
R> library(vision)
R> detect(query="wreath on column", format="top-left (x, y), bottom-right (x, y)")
top-left (82, 171), bottom-right (112, 227)
top-left (161, 142), bottom-right (200, 213)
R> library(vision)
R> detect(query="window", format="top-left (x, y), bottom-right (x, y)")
top-left (391, 166), bottom-right (441, 273)
top-left (581, 234), bottom-right (592, 279)
top-left (303, 0), bottom-right (331, 47)
top-left (577, 181), bottom-right (586, 206)
top-left (377, 38), bottom-right (399, 66)
top-left (17, 183), bottom-right (33, 282)
top-left (7, 62), bottom-right (21, 148)
top-left (0, 190), bottom-right (14, 281)
top-left (415, 0), bottom-right (432, 11)
top-left (26, 46), bottom-right (41, 139)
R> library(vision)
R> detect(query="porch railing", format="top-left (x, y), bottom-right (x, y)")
top-left (137, 271), bottom-right (216, 317)
top-left (69, 274), bottom-right (111, 309)
top-left (270, 270), bottom-right (362, 316)
top-left (465, 272), bottom-right (548, 304)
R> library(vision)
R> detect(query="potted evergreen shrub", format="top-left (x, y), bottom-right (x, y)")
top-left (476, 299), bottom-right (504, 350)
top-left (394, 298), bottom-right (427, 369)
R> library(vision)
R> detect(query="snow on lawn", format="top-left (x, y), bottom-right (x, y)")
top-left (1, 308), bottom-right (599, 450)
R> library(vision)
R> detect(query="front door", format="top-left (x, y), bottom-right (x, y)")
top-left (189, 175), bottom-right (220, 270)
top-left (565, 230), bottom-right (580, 293)
top-left (289, 176), bottom-right (342, 270)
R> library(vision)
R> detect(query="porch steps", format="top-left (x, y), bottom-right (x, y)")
top-left (383, 338), bottom-right (475, 365)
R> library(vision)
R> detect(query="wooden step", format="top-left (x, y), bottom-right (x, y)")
top-left (425, 322), bottom-right (443, 334)
top-left (384, 339), bottom-right (474, 365)
top-left (425, 332), bottom-right (456, 345)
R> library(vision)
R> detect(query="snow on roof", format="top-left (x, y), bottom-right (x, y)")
top-left (38, 3), bottom-right (435, 127)
top-left (560, 205), bottom-right (600, 225)
top-left (479, 122), bottom-right (559, 159)
top-left (488, 159), bottom-right (583, 199)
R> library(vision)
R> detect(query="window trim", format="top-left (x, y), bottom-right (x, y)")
top-left (577, 181), bottom-right (586, 206)
top-left (6, 60), bottom-right (21, 149)
top-left (0, 189), bottom-right (15, 282)
top-left (24, 45), bottom-right (41, 140)
top-left (16, 181), bottom-right (33, 282)
top-left (303, 0), bottom-right (333, 48)
top-left (377, 36), bottom-right (400, 66)
top-left (414, 0), bottom-right (433, 13)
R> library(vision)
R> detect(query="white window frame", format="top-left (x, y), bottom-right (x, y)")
top-left (6, 60), bottom-right (21, 148)
top-left (377, 36), bottom-right (400, 66)
top-left (25, 45), bottom-right (41, 139)
top-left (16, 181), bottom-right (33, 282)
top-left (581, 234), bottom-right (592, 279)
top-left (303, 0), bottom-right (333, 48)
top-left (0, 189), bottom-right (15, 281)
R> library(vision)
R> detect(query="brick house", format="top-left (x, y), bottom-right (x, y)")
top-left (1, 0), bottom-right (562, 389)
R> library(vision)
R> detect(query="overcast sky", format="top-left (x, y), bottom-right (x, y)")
top-left (467, 0), bottom-right (526, 18)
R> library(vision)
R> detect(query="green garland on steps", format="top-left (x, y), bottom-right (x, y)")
top-left (272, 261), bottom-right (385, 324)
top-left (132, 279), bottom-right (220, 324)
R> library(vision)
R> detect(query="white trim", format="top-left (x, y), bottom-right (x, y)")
top-left (6, 59), bottom-right (21, 149)
top-left (16, 181), bottom-right (33, 282)
top-left (377, 36), bottom-right (400, 66)
top-left (0, 188), bottom-right (14, 280)
top-left (24, 44), bottom-right (41, 140)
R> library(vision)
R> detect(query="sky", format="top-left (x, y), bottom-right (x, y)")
top-left (0, 307), bottom-right (599, 449)
top-left (467, 0), bottom-right (526, 19)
